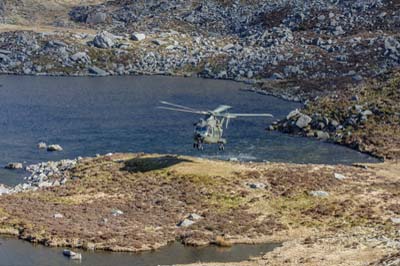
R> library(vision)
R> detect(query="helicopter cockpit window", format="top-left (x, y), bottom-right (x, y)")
top-left (195, 126), bottom-right (208, 134)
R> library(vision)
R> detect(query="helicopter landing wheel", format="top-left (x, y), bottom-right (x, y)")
top-left (218, 143), bottom-right (225, 151)
top-left (197, 142), bottom-right (204, 151)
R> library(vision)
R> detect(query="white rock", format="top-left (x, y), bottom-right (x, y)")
top-left (54, 213), bottom-right (64, 219)
top-left (131, 33), bottom-right (146, 41)
top-left (178, 219), bottom-right (195, 227)
top-left (188, 213), bottom-right (202, 220)
top-left (309, 191), bottom-right (329, 197)
top-left (111, 209), bottom-right (124, 216)
top-left (222, 43), bottom-right (235, 51)
top-left (5, 162), bottom-right (23, 170)
top-left (38, 181), bottom-right (52, 188)
top-left (334, 173), bottom-right (347, 180)
top-left (296, 114), bottom-right (312, 128)
top-left (390, 217), bottom-right (400, 224)
top-left (37, 142), bottom-right (47, 149)
top-left (248, 182), bottom-right (266, 189)
top-left (152, 39), bottom-right (167, 46)
top-left (0, 184), bottom-right (10, 195)
top-left (63, 250), bottom-right (82, 260)
top-left (286, 109), bottom-right (300, 120)
top-left (47, 144), bottom-right (63, 152)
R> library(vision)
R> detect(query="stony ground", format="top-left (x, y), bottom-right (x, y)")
top-left (0, 153), bottom-right (398, 265)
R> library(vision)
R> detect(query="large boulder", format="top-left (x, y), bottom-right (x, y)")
top-left (384, 36), bottom-right (400, 55)
top-left (296, 114), bottom-right (312, 128)
top-left (93, 31), bottom-right (115, 48)
top-left (88, 66), bottom-right (108, 76)
top-left (70, 52), bottom-right (90, 63)
top-left (86, 12), bottom-right (107, 24)
top-left (286, 109), bottom-right (300, 120)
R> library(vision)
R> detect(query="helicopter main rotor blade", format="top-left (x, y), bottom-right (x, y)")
top-left (224, 113), bottom-right (274, 118)
top-left (159, 101), bottom-right (199, 111)
top-left (157, 106), bottom-right (208, 115)
top-left (212, 105), bottom-right (232, 114)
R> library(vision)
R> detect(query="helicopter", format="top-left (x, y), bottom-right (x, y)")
top-left (157, 101), bottom-right (273, 150)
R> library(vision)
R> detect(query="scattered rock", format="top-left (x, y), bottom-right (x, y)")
top-left (309, 190), bottom-right (329, 197)
top-left (222, 43), bottom-right (235, 51)
top-left (384, 36), bottom-right (400, 55)
top-left (88, 66), bottom-right (108, 76)
top-left (152, 39), bottom-right (167, 46)
top-left (37, 142), bottom-right (47, 149)
top-left (70, 52), bottom-right (90, 63)
top-left (5, 162), bottom-right (23, 170)
top-left (86, 12), bottom-right (107, 24)
top-left (0, 184), bottom-right (10, 195)
top-left (177, 219), bottom-right (195, 227)
top-left (287, 109), bottom-right (300, 120)
top-left (47, 144), bottom-right (63, 152)
top-left (334, 173), bottom-right (347, 180)
top-left (111, 209), bottom-right (124, 216)
top-left (54, 213), bottom-right (64, 219)
top-left (315, 131), bottom-right (330, 140)
top-left (390, 217), bottom-right (400, 224)
top-left (131, 33), bottom-right (146, 41)
top-left (248, 182), bottom-right (266, 189)
top-left (296, 114), bottom-right (312, 129)
top-left (93, 31), bottom-right (115, 48)
top-left (188, 213), bottom-right (202, 220)
top-left (63, 250), bottom-right (82, 260)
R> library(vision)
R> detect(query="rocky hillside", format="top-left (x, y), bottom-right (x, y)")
top-left (0, 0), bottom-right (398, 90)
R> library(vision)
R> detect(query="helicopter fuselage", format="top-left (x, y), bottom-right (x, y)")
top-left (193, 116), bottom-right (226, 148)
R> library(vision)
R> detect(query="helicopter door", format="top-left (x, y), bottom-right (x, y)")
top-left (208, 126), bottom-right (213, 136)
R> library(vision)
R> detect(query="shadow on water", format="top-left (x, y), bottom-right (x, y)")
top-left (121, 155), bottom-right (192, 173)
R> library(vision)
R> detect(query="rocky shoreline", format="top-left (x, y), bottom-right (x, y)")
top-left (269, 70), bottom-right (400, 160)
top-left (0, 153), bottom-right (398, 266)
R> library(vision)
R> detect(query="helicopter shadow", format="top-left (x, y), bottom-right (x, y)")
top-left (121, 155), bottom-right (192, 173)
